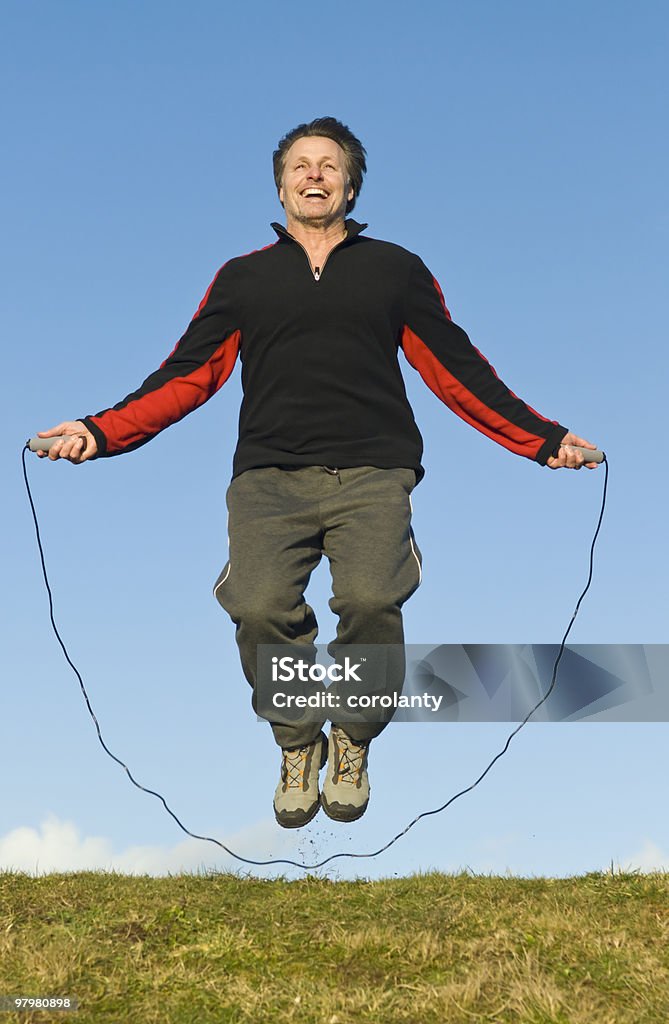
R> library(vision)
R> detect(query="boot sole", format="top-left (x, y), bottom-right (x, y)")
top-left (274, 797), bottom-right (322, 829)
top-left (321, 795), bottom-right (369, 823)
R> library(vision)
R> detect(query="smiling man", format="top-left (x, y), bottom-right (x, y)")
top-left (37, 116), bottom-right (599, 829)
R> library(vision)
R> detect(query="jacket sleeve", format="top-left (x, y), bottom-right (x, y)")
top-left (400, 256), bottom-right (568, 465)
top-left (81, 264), bottom-right (241, 457)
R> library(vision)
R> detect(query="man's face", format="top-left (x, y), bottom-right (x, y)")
top-left (279, 136), bottom-right (354, 228)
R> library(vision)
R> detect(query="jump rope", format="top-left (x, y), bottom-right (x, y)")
top-left (23, 438), bottom-right (608, 871)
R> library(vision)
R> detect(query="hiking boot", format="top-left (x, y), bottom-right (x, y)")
top-left (321, 726), bottom-right (371, 823)
top-left (273, 732), bottom-right (327, 829)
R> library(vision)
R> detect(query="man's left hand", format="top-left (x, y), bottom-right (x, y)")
top-left (546, 432), bottom-right (600, 470)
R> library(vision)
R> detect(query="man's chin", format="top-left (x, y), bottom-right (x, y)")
top-left (293, 210), bottom-right (341, 229)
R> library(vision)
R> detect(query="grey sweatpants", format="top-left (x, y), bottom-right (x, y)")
top-left (213, 465), bottom-right (422, 748)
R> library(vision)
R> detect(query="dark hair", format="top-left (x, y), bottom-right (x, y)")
top-left (273, 116), bottom-right (367, 214)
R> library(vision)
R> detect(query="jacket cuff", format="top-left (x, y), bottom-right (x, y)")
top-left (535, 425), bottom-right (569, 466)
top-left (81, 417), bottom-right (108, 458)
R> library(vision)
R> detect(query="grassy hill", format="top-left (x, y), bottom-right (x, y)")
top-left (1, 870), bottom-right (668, 1023)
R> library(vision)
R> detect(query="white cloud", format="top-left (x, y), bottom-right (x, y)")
top-left (0, 815), bottom-right (300, 876)
top-left (7, 818), bottom-right (666, 880)
top-left (619, 839), bottom-right (669, 872)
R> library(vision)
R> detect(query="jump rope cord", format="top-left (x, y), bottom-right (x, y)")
top-left (22, 444), bottom-right (608, 870)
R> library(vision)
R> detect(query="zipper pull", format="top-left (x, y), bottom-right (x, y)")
top-left (314, 266), bottom-right (320, 281)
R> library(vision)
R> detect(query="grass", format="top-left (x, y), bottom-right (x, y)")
top-left (1, 870), bottom-right (668, 1023)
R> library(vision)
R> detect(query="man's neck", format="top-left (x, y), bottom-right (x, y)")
top-left (284, 217), bottom-right (347, 253)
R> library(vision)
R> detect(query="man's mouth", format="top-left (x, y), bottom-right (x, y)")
top-left (301, 188), bottom-right (329, 199)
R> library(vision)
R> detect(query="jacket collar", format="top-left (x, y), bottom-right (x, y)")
top-left (271, 218), bottom-right (368, 242)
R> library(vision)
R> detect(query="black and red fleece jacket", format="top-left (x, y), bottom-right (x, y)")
top-left (82, 220), bottom-right (567, 479)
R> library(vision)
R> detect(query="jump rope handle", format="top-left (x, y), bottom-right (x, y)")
top-left (27, 435), bottom-right (74, 452)
top-left (559, 444), bottom-right (605, 464)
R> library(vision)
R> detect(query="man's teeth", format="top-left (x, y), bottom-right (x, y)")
top-left (303, 189), bottom-right (328, 197)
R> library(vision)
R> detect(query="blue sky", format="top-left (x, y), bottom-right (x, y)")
top-left (3, 0), bottom-right (667, 877)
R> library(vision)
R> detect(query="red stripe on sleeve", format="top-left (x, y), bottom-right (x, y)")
top-left (426, 275), bottom-right (554, 427)
top-left (91, 330), bottom-right (241, 454)
top-left (431, 276), bottom-right (452, 320)
top-left (158, 267), bottom-right (227, 368)
top-left (468, 342), bottom-right (556, 425)
top-left (401, 325), bottom-right (550, 459)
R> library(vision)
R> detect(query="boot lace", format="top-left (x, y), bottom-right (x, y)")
top-left (336, 734), bottom-right (368, 786)
top-left (281, 746), bottom-right (309, 789)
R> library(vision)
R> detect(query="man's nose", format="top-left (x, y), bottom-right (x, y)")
top-left (306, 165), bottom-right (324, 180)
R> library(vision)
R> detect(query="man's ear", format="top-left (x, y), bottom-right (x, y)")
top-left (347, 184), bottom-right (355, 203)
top-left (278, 185), bottom-right (285, 207)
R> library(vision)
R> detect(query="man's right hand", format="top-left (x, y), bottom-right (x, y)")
top-left (36, 421), bottom-right (97, 463)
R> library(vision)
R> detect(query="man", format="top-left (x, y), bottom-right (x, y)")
top-left (37, 116), bottom-right (599, 830)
